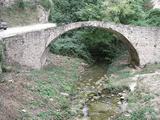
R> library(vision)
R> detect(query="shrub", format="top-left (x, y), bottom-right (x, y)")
top-left (13, 0), bottom-right (34, 9)
top-left (146, 9), bottom-right (160, 26)
top-left (39, 0), bottom-right (52, 10)
top-left (50, 37), bottom-right (93, 63)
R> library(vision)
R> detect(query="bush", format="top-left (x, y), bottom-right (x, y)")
top-left (146, 9), bottom-right (160, 26)
top-left (49, 0), bottom-right (157, 65)
top-left (39, 0), bottom-right (52, 10)
top-left (117, 107), bottom-right (157, 120)
top-left (17, 1), bottom-right (25, 9)
top-left (11, 0), bottom-right (35, 10)
top-left (50, 37), bottom-right (93, 63)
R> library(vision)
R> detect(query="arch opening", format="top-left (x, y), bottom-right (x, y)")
top-left (42, 22), bottom-right (140, 68)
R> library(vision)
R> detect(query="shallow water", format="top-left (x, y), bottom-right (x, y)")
top-left (75, 64), bottom-right (120, 120)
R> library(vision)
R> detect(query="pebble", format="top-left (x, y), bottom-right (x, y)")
top-left (91, 99), bottom-right (94, 102)
top-left (92, 86), bottom-right (95, 89)
top-left (86, 83), bottom-right (90, 86)
top-left (118, 93), bottom-right (123, 96)
top-left (124, 113), bottom-right (130, 117)
top-left (101, 95), bottom-right (105, 98)
top-left (117, 101), bottom-right (121, 105)
top-left (8, 79), bottom-right (14, 83)
top-left (60, 92), bottom-right (69, 97)
top-left (129, 82), bottom-right (137, 92)
top-left (49, 98), bottom-right (54, 101)
top-left (123, 91), bottom-right (126, 93)
top-left (93, 96), bottom-right (100, 100)
top-left (104, 74), bottom-right (108, 79)
top-left (22, 109), bottom-right (27, 112)
top-left (127, 109), bottom-right (132, 113)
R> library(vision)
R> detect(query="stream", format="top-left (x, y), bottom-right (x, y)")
top-left (72, 63), bottom-right (125, 120)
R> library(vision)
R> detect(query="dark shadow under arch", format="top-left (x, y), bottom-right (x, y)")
top-left (46, 22), bottom-right (140, 66)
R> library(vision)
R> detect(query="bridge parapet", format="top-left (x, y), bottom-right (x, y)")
top-left (0, 21), bottom-right (160, 69)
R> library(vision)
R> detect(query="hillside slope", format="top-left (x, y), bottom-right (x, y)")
top-left (0, 1), bottom-right (49, 27)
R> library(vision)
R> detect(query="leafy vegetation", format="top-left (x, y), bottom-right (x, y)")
top-left (48, 0), bottom-right (119, 64)
top-left (117, 106), bottom-right (157, 120)
top-left (105, 54), bottom-right (159, 120)
top-left (2, 0), bottom-right (160, 65)
top-left (48, 0), bottom-right (160, 65)
top-left (145, 9), bottom-right (160, 26)
top-left (39, 0), bottom-right (52, 10)
top-left (22, 56), bottom-right (83, 120)
top-left (50, 36), bottom-right (93, 63)
top-left (1, 0), bottom-right (160, 119)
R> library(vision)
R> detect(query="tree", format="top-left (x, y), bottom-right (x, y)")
top-left (146, 9), bottom-right (160, 26)
top-left (103, 0), bottom-right (147, 24)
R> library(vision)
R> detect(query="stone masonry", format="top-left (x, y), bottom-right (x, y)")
top-left (0, 21), bottom-right (160, 69)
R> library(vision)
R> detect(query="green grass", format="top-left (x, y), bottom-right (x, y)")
top-left (140, 64), bottom-right (160, 74)
top-left (106, 61), bottom-right (159, 120)
top-left (116, 106), bottom-right (157, 120)
top-left (21, 57), bottom-right (83, 120)
top-left (114, 83), bottom-right (157, 120)
top-left (105, 57), bottom-right (160, 94)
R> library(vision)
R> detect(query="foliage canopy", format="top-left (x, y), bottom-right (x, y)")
top-left (47, 0), bottom-right (160, 63)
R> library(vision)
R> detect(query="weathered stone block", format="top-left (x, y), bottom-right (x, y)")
top-left (0, 21), bottom-right (160, 69)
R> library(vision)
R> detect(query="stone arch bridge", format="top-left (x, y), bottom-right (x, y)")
top-left (0, 21), bottom-right (160, 69)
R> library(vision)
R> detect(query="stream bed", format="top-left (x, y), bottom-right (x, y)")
top-left (72, 64), bottom-right (125, 120)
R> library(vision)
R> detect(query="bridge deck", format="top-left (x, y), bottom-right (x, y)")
top-left (0, 23), bottom-right (56, 39)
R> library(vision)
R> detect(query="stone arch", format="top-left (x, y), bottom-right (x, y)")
top-left (44, 21), bottom-right (140, 67)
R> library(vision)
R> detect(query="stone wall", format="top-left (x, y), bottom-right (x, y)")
top-left (47, 21), bottom-right (160, 67)
top-left (0, 41), bottom-right (3, 73)
top-left (152, 0), bottom-right (160, 9)
top-left (1, 21), bottom-right (160, 69)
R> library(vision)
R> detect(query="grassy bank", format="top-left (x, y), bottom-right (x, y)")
top-left (0, 55), bottom-right (84, 120)
top-left (104, 55), bottom-right (160, 120)
top-left (23, 56), bottom-right (84, 119)
top-left (0, 1), bottom-right (39, 27)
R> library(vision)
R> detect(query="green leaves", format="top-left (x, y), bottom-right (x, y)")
top-left (50, 0), bottom-right (104, 23)
top-left (48, 0), bottom-right (160, 64)
top-left (146, 9), bottom-right (160, 26)
top-left (103, 0), bottom-right (147, 24)
top-left (76, 2), bottom-right (105, 21)
top-left (50, 36), bottom-right (93, 63)
top-left (39, 0), bottom-right (52, 10)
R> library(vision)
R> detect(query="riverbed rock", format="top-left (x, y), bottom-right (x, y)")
top-left (104, 74), bottom-right (108, 79)
top-left (60, 92), bottom-right (69, 97)
top-left (22, 109), bottom-right (27, 113)
top-left (119, 101), bottom-right (128, 113)
top-left (117, 101), bottom-right (121, 105)
top-left (129, 82), bottom-right (137, 92)
top-left (124, 113), bottom-right (130, 117)
top-left (81, 62), bottom-right (88, 67)
top-left (93, 96), bottom-right (100, 100)
top-left (8, 79), bottom-right (14, 83)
